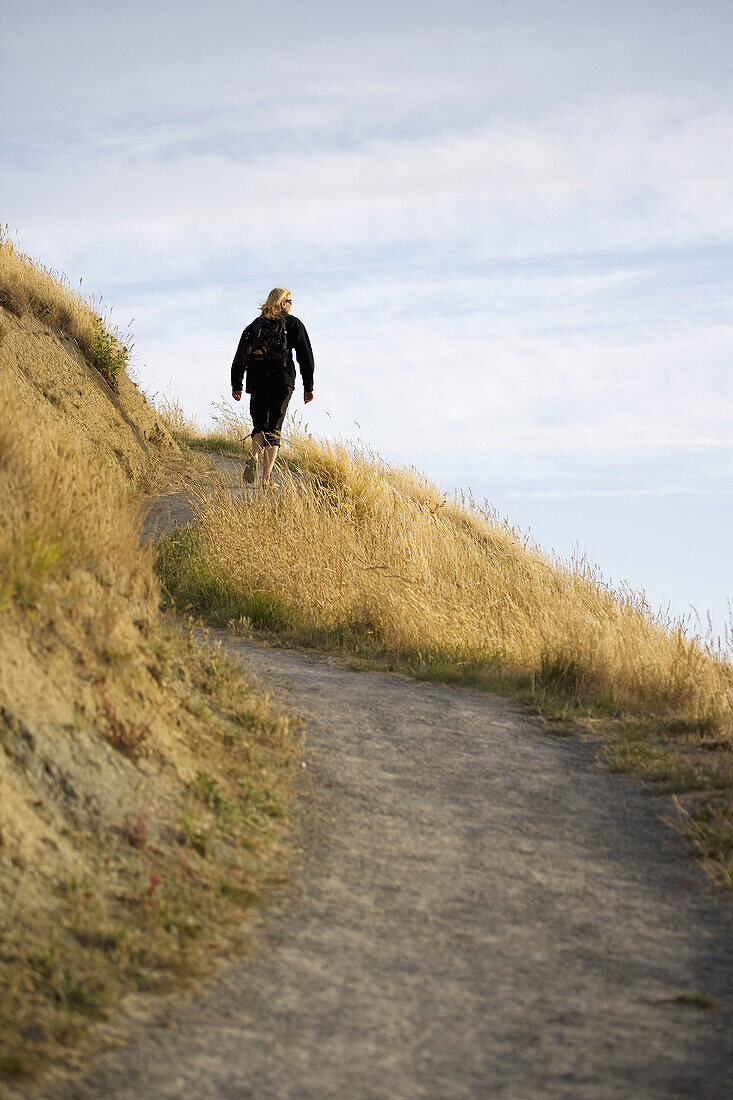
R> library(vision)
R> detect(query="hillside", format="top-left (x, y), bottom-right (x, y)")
top-left (156, 405), bottom-right (733, 885)
top-left (0, 238), bottom-right (298, 1080)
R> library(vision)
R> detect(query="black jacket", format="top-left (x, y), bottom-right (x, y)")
top-left (231, 314), bottom-right (314, 395)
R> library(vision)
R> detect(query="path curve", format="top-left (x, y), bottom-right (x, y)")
top-left (47, 635), bottom-right (732, 1098)
top-left (140, 453), bottom-right (256, 543)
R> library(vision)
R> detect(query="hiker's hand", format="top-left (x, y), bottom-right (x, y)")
top-left (304, 391), bottom-right (314, 404)
top-left (232, 390), bottom-right (242, 402)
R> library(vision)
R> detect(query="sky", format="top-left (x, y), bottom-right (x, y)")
top-left (2, 0), bottom-right (731, 646)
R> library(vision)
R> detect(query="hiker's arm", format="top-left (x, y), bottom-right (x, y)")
top-left (231, 330), bottom-right (247, 397)
top-left (291, 319), bottom-right (314, 394)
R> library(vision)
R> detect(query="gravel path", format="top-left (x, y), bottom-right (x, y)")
top-left (47, 636), bottom-right (732, 1099)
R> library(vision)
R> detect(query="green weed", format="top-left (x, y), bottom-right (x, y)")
top-left (605, 724), bottom-right (714, 794)
top-left (91, 318), bottom-right (129, 391)
top-left (670, 992), bottom-right (719, 1010)
top-left (179, 815), bottom-right (209, 856)
top-left (156, 525), bottom-right (297, 630)
top-left (1, 535), bottom-right (66, 610)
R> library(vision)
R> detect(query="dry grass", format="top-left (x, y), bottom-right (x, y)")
top-left (667, 798), bottom-right (733, 889)
top-left (154, 393), bottom-right (203, 438)
top-left (162, 408), bottom-right (733, 739)
top-left (0, 251), bottom-right (299, 1080)
top-left (0, 229), bottom-right (129, 389)
top-left (0, 375), bottom-right (151, 616)
top-left (154, 394), bottom-right (253, 458)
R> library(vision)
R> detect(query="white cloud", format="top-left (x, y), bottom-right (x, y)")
top-left (6, 94), bottom-right (732, 284)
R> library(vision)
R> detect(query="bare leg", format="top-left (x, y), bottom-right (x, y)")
top-left (261, 444), bottom-right (279, 487)
top-left (250, 431), bottom-right (265, 479)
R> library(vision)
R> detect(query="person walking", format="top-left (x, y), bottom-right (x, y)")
top-left (231, 287), bottom-right (314, 487)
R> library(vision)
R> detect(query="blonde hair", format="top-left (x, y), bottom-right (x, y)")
top-left (260, 287), bottom-right (291, 319)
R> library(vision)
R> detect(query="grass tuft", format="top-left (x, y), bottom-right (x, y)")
top-left (156, 524), bottom-right (299, 630)
top-left (669, 992), bottom-right (719, 1010)
top-left (668, 798), bottom-right (733, 888)
top-left (92, 317), bottom-right (129, 391)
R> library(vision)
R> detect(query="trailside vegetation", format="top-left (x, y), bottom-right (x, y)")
top-left (156, 403), bottom-right (733, 887)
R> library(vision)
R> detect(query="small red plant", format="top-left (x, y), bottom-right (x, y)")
top-left (123, 813), bottom-right (147, 848)
top-left (146, 868), bottom-right (161, 900)
top-left (100, 695), bottom-right (150, 761)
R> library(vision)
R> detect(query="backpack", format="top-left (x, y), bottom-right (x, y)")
top-left (243, 316), bottom-right (289, 381)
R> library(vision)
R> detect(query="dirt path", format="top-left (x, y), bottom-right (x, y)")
top-left (42, 631), bottom-right (731, 1098)
top-left (140, 453), bottom-right (256, 543)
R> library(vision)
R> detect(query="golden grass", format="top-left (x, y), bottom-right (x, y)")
top-left (0, 229), bottom-right (128, 388)
top-left (154, 394), bottom-right (254, 459)
top-left (0, 376), bottom-right (152, 616)
top-left (155, 393), bottom-right (203, 438)
top-left (162, 408), bottom-right (733, 740)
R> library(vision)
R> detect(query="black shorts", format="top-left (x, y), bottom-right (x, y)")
top-left (249, 380), bottom-right (294, 447)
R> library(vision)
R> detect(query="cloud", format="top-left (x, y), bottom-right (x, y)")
top-left (6, 92), bottom-right (732, 284)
